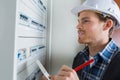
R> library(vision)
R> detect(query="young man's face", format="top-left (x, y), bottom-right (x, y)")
top-left (77, 10), bottom-right (106, 44)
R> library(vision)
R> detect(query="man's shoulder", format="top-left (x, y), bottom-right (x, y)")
top-left (102, 51), bottom-right (120, 80)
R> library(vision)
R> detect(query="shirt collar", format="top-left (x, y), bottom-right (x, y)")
top-left (99, 39), bottom-right (119, 63)
top-left (82, 39), bottom-right (119, 63)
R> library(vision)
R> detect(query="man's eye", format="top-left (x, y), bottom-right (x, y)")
top-left (83, 20), bottom-right (90, 23)
top-left (78, 19), bottom-right (90, 24)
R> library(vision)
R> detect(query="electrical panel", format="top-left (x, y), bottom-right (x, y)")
top-left (15, 0), bottom-right (47, 79)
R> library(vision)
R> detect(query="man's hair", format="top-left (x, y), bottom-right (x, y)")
top-left (95, 12), bottom-right (117, 37)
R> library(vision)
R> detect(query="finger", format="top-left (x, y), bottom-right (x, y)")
top-left (58, 66), bottom-right (77, 78)
top-left (60, 65), bottom-right (73, 72)
top-left (60, 65), bottom-right (76, 75)
top-left (58, 70), bottom-right (75, 77)
top-left (58, 70), bottom-right (69, 76)
top-left (49, 75), bottom-right (56, 80)
top-left (55, 75), bottom-right (69, 80)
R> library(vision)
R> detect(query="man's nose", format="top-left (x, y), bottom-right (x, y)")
top-left (77, 23), bottom-right (82, 29)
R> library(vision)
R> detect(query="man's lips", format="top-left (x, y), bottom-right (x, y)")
top-left (78, 31), bottom-right (84, 37)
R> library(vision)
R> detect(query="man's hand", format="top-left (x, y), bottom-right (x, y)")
top-left (54, 65), bottom-right (79, 80)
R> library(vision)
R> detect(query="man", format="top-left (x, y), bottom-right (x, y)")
top-left (43, 0), bottom-right (120, 80)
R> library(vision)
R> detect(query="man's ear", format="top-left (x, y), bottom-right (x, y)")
top-left (103, 19), bottom-right (113, 31)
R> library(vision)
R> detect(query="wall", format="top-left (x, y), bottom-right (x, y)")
top-left (47, 0), bottom-right (84, 74)
top-left (0, 0), bottom-right (16, 80)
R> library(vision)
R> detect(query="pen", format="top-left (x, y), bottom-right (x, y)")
top-left (74, 59), bottom-right (94, 72)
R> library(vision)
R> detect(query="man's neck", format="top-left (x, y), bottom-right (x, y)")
top-left (88, 38), bottom-right (110, 56)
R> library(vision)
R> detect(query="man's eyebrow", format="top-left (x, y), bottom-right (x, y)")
top-left (78, 17), bottom-right (90, 22)
top-left (81, 17), bottom-right (90, 20)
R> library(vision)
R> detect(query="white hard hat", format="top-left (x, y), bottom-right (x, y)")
top-left (72, 0), bottom-right (120, 47)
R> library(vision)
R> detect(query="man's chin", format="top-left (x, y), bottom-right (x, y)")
top-left (78, 39), bottom-right (86, 44)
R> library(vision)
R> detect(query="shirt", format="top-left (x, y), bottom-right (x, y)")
top-left (72, 39), bottom-right (119, 80)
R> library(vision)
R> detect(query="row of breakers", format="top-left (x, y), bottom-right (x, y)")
top-left (17, 45), bottom-right (45, 62)
top-left (19, 13), bottom-right (46, 31)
